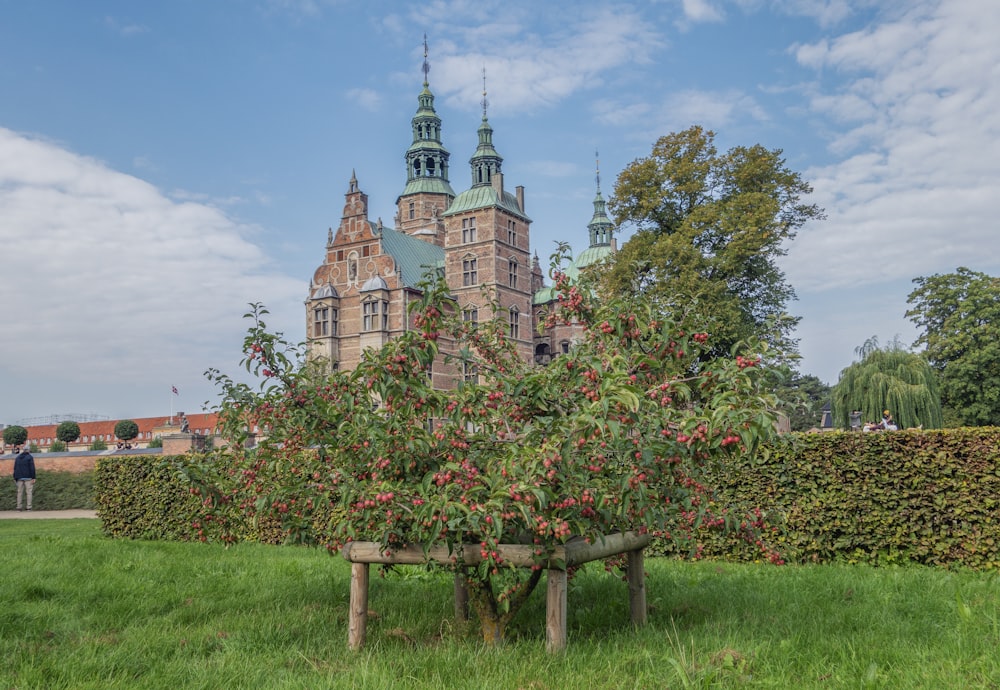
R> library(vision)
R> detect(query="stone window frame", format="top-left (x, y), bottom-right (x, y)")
top-left (462, 217), bottom-right (477, 244)
top-left (462, 256), bottom-right (479, 286)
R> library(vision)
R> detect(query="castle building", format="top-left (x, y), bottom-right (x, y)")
top-left (306, 43), bottom-right (614, 379)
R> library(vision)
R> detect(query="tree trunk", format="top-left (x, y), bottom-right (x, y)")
top-left (479, 616), bottom-right (508, 645)
top-left (465, 568), bottom-right (543, 645)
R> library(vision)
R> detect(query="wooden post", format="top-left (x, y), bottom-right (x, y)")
top-left (626, 548), bottom-right (647, 627)
top-left (454, 571), bottom-right (469, 621)
top-left (348, 562), bottom-right (369, 650)
top-left (546, 568), bottom-right (568, 653)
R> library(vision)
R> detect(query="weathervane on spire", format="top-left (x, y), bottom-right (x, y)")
top-left (481, 66), bottom-right (489, 119)
top-left (422, 34), bottom-right (430, 85)
top-left (595, 149), bottom-right (601, 192)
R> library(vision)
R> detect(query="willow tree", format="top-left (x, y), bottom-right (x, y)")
top-left (831, 337), bottom-right (942, 429)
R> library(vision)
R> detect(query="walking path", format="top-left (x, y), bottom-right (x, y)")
top-left (0, 510), bottom-right (98, 519)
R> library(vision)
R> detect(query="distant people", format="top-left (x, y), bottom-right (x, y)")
top-left (13, 446), bottom-right (36, 511)
top-left (882, 410), bottom-right (898, 431)
top-left (850, 410), bottom-right (862, 431)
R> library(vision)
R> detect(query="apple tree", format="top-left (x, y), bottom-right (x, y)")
top-left (196, 250), bottom-right (780, 643)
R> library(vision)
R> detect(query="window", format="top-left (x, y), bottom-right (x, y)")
top-left (463, 361), bottom-right (479, 384)
top-left (362, 244), bottom-right (370, 258)
top-left (561, 340), bottom-right (570, 354)
top-left (364, 300), bottom-right (388, 331)
top-left (462, 217), bottom-right (477, 243)
top-left (462, 307), bottom-right (479, 325)
top-left (507, 219), bottom-right (516, 245)
top-left (313, 307), bottom-right (329, 337)
top-left (363, 300), bottom-right (377, 331)
top-left (462, 258), bottom-right (478, 286)
top-left (508, 306), bottom-right (520, 339)
top-left (508, 259), bottom-right (518, 288)
top-left (409, 202), bottom-right (415, 220)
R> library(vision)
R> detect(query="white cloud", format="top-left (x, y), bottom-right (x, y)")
top-left (784, 0), bottom-right (1000, 292)
top-left (680, 0), bottom-right (725, 24)
top-left (347, 87), bottom-right (382, 112)
top-left (104, 16), bottom-right (149, 37)
top-left (0, 128), bottom-right (303, 418)
top-left (771, 0), bottom-right (858, 27)
top-left (593, 89), bottom-right (768, 141)
top-left (394, 3), bottom-right (663, 116)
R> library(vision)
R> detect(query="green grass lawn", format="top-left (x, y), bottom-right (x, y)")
top-left (1, 520), bottom-right (998, 689)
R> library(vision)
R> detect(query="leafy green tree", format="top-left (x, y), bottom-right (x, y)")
top-left (114, 420), bottom-right (139, 442)
top-left (50, 440), bottom-right (67, 452)
top-left (148, 437), bottom-right (163, 448)
top-left (906, 267), bottom-right (1000, 426)
top-left (3, 424), bottom-right (28, 448)
top-left (772, 370), bottom-right (832, 432)
top-left (604, 126), bottom-right (823, 361)
top-left (832, 337), bottom-right (942, 430)
top-left (197, 254), bottom-right (780, 644)
top-left (89, 438), bottom-right (108, 451)
top-left (56, 421), bottom-right (81, 447)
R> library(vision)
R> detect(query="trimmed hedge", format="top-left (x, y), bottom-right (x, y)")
top-left (1, 470), bottom-right (96, 511)
top-left (97, 430), bottom-right (1000, 569)
top-left (95, 455), bottom-right (202, 541)
top-left (665, 428), bottom-right (1000, 568)
top-left (95, 454), bottom-right (310, 544)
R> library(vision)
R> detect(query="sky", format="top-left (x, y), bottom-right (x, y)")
top-left (2, 0), bottom-right (998, 425)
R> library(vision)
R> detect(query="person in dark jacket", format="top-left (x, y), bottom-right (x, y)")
top-left (13, 447), bottom-right (36, 511)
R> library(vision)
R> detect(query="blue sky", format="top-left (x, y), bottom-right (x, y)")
top-left (2, 0), bottom-right (998, 424)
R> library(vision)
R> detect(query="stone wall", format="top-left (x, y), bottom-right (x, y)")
top-left (0, 454), bottom-right (97, 475)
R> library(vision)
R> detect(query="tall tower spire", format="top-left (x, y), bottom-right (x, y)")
top-left (422, 33), bottom-right (430, 87)
top-left (400, 35), bottom-right (454, 198)
top-left (481, 66), bottom-right (489, 119)
top-left (469, 65), bottom-right (503, 187)
top-left (595, 149), bottom-right (602, 194)
top-left (587, 149), bottom-right (614, 249)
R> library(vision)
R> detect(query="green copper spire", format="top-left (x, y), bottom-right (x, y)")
top-left (469, 66), bottom-right (502, 187)
top-left (402, 35), bottom-right (454, 196)
top-left (576, 150), bottom-right (616, 269)
top-left (588, 150), bottom-right (613, 247)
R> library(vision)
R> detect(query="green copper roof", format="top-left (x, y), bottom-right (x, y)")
top-left (575, 245), bottom-right (614, 268)
top-left (378, 225), bottom-right (445, 288)
top-left (442, 186), bottom-right (530, 221)
top-left (532, 285), bottom-right (560, 305)
top-left (400, 177), bottom-right (456, 197)
top-left (406, 139), bottom-right (448, 154)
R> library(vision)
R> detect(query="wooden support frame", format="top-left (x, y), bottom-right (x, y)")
top-left (342, 531), bottom-right (651, 652)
